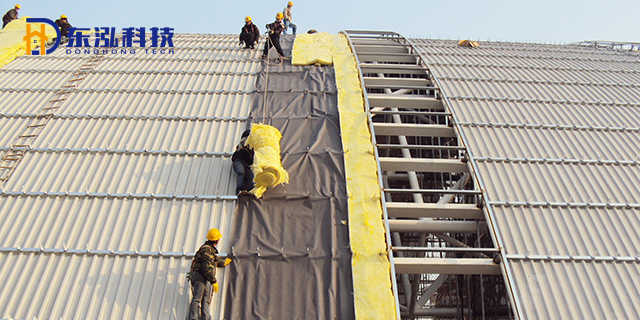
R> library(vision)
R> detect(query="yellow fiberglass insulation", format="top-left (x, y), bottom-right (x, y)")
top-left (292, 33), bottom-right (398, 319)
top-left (0, 17), bottom-right (57, 68)
top-left (245, 123), bottom-right (289, 198)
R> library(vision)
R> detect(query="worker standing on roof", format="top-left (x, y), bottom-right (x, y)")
top-left (282, 1), bottom-right (297, 35)
top-left (54, 15), bottom-right (72, 39)
top-left (262, 12), bottom-right (286, 60)
top-left (232, 130), bottom-right (254, 196)
top-left (239, 16), bottom-right (260, 49)
top-left (188, 228), bottom-right (231, 320)
top-left (2, 4), bottom-right (20, 29)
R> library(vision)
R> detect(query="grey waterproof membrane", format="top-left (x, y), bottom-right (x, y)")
top-left (223, 36), bottom-right (356, 320)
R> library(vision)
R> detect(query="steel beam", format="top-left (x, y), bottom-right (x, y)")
top-left (368, 94), bottom-right (443, 110)
top-left (388, 220), bottom-right (488, 233)
top-left (386, 203), bottom-right (484, 220)
top-left (379, 157), bottom-right (469, 173)
top-left (394, 258), bottom-right (501, 275)
top-left (357, 52), bottom-right (418, 64)
top-left (373, 123), bottom-right (455, 138)
top-left (401, 308), bottom-right (470, 317)
top-left (364, 77), bottom-right (431, 88)
top-left (361, 64), bottom-right (427, 75)
top-left (412, 275), bottom-right (448, 313)
top-left (350, 39), bottom-right (406, 46)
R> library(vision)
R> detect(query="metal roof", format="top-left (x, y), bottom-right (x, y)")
top-left (0, 34), bottom-right (257, 320)
top-left (412, 39), bottom-right (640, 319)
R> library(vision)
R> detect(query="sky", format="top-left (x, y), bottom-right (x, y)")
top-left (10, 0), bottom-right (640, 44)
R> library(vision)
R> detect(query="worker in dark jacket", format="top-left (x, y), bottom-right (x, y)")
top-left (2, 4), bottom-right (20, 29)
top-left (54, 15), bottom-right (72, 38)
top-left (232, 130), bottom-right (254, 195)
top-left (262, 12), bottom-right (286, 59)
top-left (188, 228), bottom-right (231, 320)
top-left (239, 16), bottom-right (260, 49)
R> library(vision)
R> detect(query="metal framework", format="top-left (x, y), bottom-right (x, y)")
top-left (343, 30), bottom-right (513, 319)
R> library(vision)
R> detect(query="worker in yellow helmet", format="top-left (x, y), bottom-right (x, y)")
top-left (262, 12), bottom-right (286, 60)
top-left (188, 228), bottom-right (232, 320)
top-left (282, 1), bottom-right (297, 35)
top-left (2, 4), bottom-right (20, 29)
top-left (55, 14), bottom-right (72, 38)
top-left (239, 16), bottom-right (260, 49)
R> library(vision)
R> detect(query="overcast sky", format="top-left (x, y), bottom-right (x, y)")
top-left (12, 0), bottom-right (640, 43)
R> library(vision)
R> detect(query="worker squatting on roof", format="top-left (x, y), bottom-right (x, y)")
top-left (188, 228), bottom-right (232, 320)
top-left (239, 16), bottom-right (260, 49)
top-left (55, 14), bottom-right (72, 38)
top-left (232, 130), bottom-right (255, 196)
top-left (262, 12), bottom-right (286, 59)
top-left (282, 1), bottom-right (297, 35)
top-left (2, 4), bottom-right (20, 29)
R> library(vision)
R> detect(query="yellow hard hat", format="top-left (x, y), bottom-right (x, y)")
top-left (15, 4), bottom-right (20, 9)
top-left (245, 16), bottom-right (251, 22)
top-left (276, 12), bottom-right (284, 19)
top-left (288, 1), bottom-right (293, 5)
top-left (61, 15), bottom-right (67, 19)
top-left (207, 228), bottom-right (222, 241)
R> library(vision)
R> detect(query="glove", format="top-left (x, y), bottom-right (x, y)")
top-left (213, 283), bottom-right (219, 293)
top-left (224, 258), bottom-right (232, 266)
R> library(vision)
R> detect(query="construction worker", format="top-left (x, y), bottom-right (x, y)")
top-left (282, 1), bottom-right (297, 35)
top-left (239, 16), bottom-right (259, 49)
top-left (188, 228), bottom-right (231, 320)
top-left (262, 12), bottom-right (286, 60)
top-left (232, 130), bottom-right (254, 195)
top-left (54, 15), bottom-right (72, 38)
top-left (2, 4), bottom-right (20, 29)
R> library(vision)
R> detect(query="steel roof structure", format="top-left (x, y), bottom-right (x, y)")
top-left (411, 38), bottom-right (640, 319)
top-left (1, 30), bottom-right (639, 320)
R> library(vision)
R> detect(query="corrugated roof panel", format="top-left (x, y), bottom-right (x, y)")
top-left (493, 206), bottom-right (640, 256)
top-left (509, 259), bottom-right (640, 320)
top-left (57, 91), bottom-right (254, 118)
top-left (0, 70), bottom-right (76, 89)
top-left (0, 33), bottom-right (253, 319)
top-left (0, 91), bottom-right (58, 114)
top-left (33, 118), bottom-right (248, 152)
top-left (461, 126), bottom-right (640, 160)
top-left (477, 161), bottom-right (640, 203)
top-left (0, 253), bottom-right (230, 320)
top-left (0, 117), bottom-right (31, 146)
top-left (3, 153), bottom-right (235, 195)
top-left (0, 196), bottom-right (235, 253)
top-left (446, 99), bottom-right (640, 127)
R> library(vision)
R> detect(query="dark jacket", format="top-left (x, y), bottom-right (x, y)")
top-left (2, 9), bottom-right (18, 27)
top-left (232, 144), bottom-right (254, 166)
top-left (55, 19), bottom-right (72, 37)
top-left (239, 22), bottom-right (260, 42)
top-left (190, 241), bottom-right (226, 284)
top-left (265, 20), bottom-right (284, 36)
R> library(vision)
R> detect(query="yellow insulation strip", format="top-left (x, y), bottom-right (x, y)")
top-left (246, 123), bottom-right (289, 198)
top-left (0, 17), bottom-right (58, 68)
top-left (293, 33), bottom-right (397, 319)
top-left (291, 32), bottom-right (333, 65)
